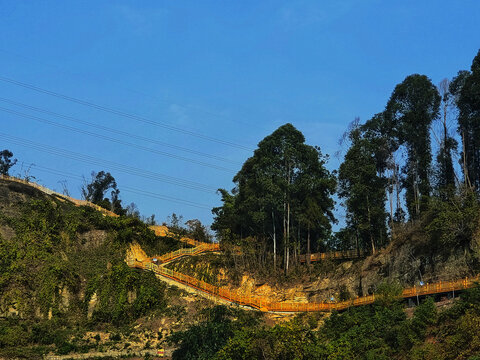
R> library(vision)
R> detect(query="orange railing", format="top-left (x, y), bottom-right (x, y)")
top-left (401, 278), bottom-right (473, 298)
top-left (128, 250), bottom-right (479, 313)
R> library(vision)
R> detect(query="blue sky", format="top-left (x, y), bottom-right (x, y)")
top-left (0, 1), bottom-right (479, 229)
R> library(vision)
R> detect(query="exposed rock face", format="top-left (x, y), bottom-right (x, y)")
top-left (78, 230), bottom-right (108, 249)
top-left (59, 286), bottom-right (71, 311)
top-left (127, 290), bottom-right (137, 304)
top-left (88, 293), bottom-right (98, 319)
top-left (0, 225), bottom-right (15, 241)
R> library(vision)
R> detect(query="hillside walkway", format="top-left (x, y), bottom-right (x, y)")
top-left (126, 242), bottom-right (479, 312)
top-left (3, 176), bottom-right (478, 313)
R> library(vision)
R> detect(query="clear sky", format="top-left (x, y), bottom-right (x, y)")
top-left (0, 0), bottom-right (479, 229)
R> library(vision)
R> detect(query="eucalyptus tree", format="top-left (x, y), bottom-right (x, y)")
top-left (435, 79), bottom-right (457, 198)
top-left (211, 189), bottom-right (239, 243)
top-left (338, 126), bottom-right (388, 253)
top-left (295, 145), bottom-right (336, 265)
top-left (361, 113), bottom-right (401, 226)
top-left (212, 123), bottom-right (336, 272)
top-left (386, 74), bottom-right (441, 218)
top-left (450, 50), bottom-right (480, 191)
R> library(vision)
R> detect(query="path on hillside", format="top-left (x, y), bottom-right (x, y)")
top-left (3, 176), bottom-right (478, 313)
top-left (127, 242), bottom-right (479, 312)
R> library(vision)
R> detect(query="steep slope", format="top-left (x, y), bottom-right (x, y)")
top-left (0, 179), bottom-right (212, 359)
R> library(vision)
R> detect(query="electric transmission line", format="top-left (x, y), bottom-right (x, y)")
top-left (0, 97), bottom-right (241, 165)
top-left (0, 75), bottom-right (253, 151)
top-left (0, 106), bottom-right (236, 173)
top-left (0, 132), bottom-right (218, 194)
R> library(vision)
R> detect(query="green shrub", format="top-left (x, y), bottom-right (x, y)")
top-left (376, 280), bottom-right (403, 306)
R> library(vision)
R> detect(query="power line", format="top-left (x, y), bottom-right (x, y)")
top-left (0, 75), bottom-right (254, 151)
top-left (0, 133), bottom-right (218, 194)
top-left (0, 48), bottom-right (271, 133)
top-left (0, 97), bottom-right (241, 165)
top-left (0, 106), bottom-right (236, 173)
top-left (29, 164), bottom-right (212, 210)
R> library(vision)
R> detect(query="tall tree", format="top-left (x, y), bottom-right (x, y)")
top-left (296, 146), bottom-right (336, 265)
top-left (211, 189), bottom-right (239, 243)
top-left (361, 113), bottom-right (402, 227)
top-left (185, 219), bottom-right (212, 243)
top-left (212, 123), bottom-right (336, 273)
top-left (450, 50), bottom-right (480, 191)
top-left (386, 74), bottom-right (441, 218)
top-left (434, 79), bottom-right (457, 198)
top-left (338, 126), bottom-right (388, 253)
top-left (0, 149), bottom-right (17, 176)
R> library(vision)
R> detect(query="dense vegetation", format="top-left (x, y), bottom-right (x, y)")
top-left (171, 286), bottom-right (480, 360)
top-left (0, 182), bottom-right (183, 358)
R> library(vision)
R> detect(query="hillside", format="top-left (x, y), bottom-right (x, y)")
top-left (0, 179), bottom-right (216, 359)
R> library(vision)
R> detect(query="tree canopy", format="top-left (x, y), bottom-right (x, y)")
top-left (0, 149), bottom-right (17, 176)
top-left (82, 171), bottom-right (125, 215)
top-left (451, 50), bottom-right (480, 191)
top-left (385, 74), bottom-right (441, 218)
top-left (338, 124), bottom-right (388, 253)
top-left (212, 123), bottom-right (336, 272)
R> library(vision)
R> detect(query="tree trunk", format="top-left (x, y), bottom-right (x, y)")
top-left (355, 220), bottom-right (360, 256)
top-left (307, 224), bottom-right (311, 268)
top-left (412, 159), bottom-right (420, 217)
top-left (443, 100), bottom-right (448, 145)
top-left (283, 201), bottom-right (287, 273)
top-left (462, 131), bottom-right (472, 188)
top-left (395, 163), bottom-right (401, 218)
top-left (388, 163), bottom-right (394, 231)
top-left (272, 210), bottom-right (276, 271)
top-left (295, 224), bottom-right (300, 265)
top-left (366, 194), bottom-right (376, 254)
top-left (286, 200), bottom-right (290, 273)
